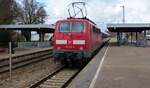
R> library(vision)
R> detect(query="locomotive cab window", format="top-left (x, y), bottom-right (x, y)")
top-left (71, 22), bottom-right (84, 32)
top-left (59, 22), bottom-right (70, 32)
top-left (58, 22), bottom-right (84, 32)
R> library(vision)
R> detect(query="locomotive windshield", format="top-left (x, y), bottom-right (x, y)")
top-left (59, 22), bottom-right (70, 32)
top-left (59, 22), bottom-right (84, 32)
top-left (71, 22), bottom-right (84, 32)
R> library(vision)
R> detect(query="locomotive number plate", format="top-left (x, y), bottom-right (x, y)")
top-left (65, 46), bottom-right (75, 48)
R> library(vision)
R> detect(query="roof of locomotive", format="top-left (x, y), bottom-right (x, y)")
top-left (55, 18), bottom-right (101, 31)
top-left (56, 18), bottom-right (96, 25)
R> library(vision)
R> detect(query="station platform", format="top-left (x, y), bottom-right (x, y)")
top-left (68, 38), bottom-right (150, 88)
top-left (0, 47), bottom-right (52, 60)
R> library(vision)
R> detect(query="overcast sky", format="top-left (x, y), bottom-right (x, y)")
top-left (38, 0), bottom-right (150, 32)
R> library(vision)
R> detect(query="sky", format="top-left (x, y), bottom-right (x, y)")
top-left (33, 0), bottom-right (150, 32)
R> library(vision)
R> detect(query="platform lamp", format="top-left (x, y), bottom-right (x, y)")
top-left (120, 0), bottom-right (125, 24)
top-left (120, 0), bottom-right (126, 45)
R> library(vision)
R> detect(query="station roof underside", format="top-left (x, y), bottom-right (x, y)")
top-left (107, 23), bottom-right (150, 32)
top-left (0, 24), bottom-right (55, 33)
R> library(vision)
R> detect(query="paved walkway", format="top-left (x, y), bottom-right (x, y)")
top-left (68, 39), bottom-right (150, 88)
top-left (68, 46), bottom-right (107, 88)
top-left (94, 45), bottom-right (150, 88)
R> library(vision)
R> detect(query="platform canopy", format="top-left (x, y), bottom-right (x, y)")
top-left (107, 23), bottom-right (150, 32)
top-left (0, 24), bottom-right (55, 33)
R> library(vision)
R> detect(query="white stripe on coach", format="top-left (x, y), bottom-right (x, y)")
top-left (73, 40), bottom-right (85, 44)
top-left (56, 40), bottom-right (67, 44)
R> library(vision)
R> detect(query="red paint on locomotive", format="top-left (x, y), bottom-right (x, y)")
top-left (53, 18), bottom-right (102, 61)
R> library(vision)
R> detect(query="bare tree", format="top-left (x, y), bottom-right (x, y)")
top-left (14, 0), bottom-right (47, 24)
top-left (0, 0), bottom-right (25, 48)
top-left (12, 0), bottom-right (47, 41)
top-left (0, 0), bottom-right (13, 24)
top-left (11, 0), bottom-right (23, 23)
top-left (0, 0), bottom-right (17, 44)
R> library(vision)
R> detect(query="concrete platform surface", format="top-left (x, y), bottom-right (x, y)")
top-left (0, 47), bottom-right (52, 60)
top-left (67, 46), bottom-right (108, 88)
top-left (68, 42), bottom-right (150, 88)
top-left (94, 46), bottom-right (150, 88)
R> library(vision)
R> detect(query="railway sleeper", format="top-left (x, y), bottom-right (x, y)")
top-left (46, 79), bottom-right (66, 83)
top-left (0, 51), bottom-right (52, 68)
top-left (40, 84), bottom-right (61, 88)
top-left (0, 50), bottom-right (52, 65)
top-left (0, 54), bottom-right (52, 73)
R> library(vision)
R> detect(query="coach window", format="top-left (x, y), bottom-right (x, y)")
top-left (71, 22), bottom-right (84, 32)
top-left (59, 22), bottom-right (70, 32)
top-left (99, 29), bottom-right (101, 34)
top-left (90, 25), bottom-right (93, 33)
top-left (93, 26), bottom-right (97, 33)
top-left (91, 26), bottom-right (94, 33)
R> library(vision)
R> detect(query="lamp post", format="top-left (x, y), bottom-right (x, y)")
top-left (121, 0), bottom-right (125, 23)
top-left (120, 0), bottom-right (126, 45)
top-left (121, 5), bottom-right (125, 23)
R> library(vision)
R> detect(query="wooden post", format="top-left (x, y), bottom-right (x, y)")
top-left (9, 42), bottom-right (12, 80)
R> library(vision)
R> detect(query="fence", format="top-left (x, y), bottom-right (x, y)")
top-left (17, 42), bottom-right (52, 48)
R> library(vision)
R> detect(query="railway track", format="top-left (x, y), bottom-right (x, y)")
top-left (29, 41), bottom-right (109, 88)
top-left (29, 66), bottom-right (81, 88)
top-left (0, 48), bottom-right (53, 73)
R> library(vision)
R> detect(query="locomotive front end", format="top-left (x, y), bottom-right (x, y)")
top-left (53, 19), bottom-right (90, 63)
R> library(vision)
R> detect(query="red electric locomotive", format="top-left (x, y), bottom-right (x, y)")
top-left (53, 18), bottom-right (102, 65)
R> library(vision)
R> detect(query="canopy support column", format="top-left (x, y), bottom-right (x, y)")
top-left (117, 32), bottom-right (120, 46)
top-left (144, 30), bottom-right (147, 46)
top-left (121, 32), bottom-right (123, 45)
top-left (39, 32), bottom-right (45, 42)
top-left (131, 32), bottom-right (133, 44)
top-left (136, 32), bottom-right (138, 45)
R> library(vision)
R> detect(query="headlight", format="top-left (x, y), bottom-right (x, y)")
top-left (57, 46), bottom-right (61, 50)
top-left (73, 40), bottom-right (85, 45)
top-left (80, 46), bottom-right (83, 50)
top-left (56, 40), bottom-right (67, 44)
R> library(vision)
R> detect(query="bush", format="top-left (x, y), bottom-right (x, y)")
top-left (0, 30), bottom-right (13, 48)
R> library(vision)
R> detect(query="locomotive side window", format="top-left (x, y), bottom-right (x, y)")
top-left (71, 22), bottom-right (84, 32)
top-left (93, 26), bottom-right (100, 34)
top-left (59, 22), bottom-right (70, 32)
